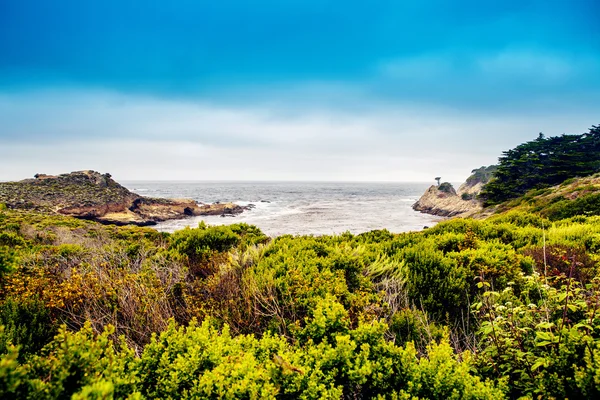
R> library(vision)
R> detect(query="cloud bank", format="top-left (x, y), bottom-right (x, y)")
top-left (1, 89), bottom-right (596, 182)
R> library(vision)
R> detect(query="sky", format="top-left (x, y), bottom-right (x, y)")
top-left (0, 0), bottom-right (599, 182)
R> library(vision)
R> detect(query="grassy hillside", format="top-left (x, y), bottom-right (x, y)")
top-left (0, 171), bottom-right (135, 213)
top-left (492, 173), bottom-right (600, 220)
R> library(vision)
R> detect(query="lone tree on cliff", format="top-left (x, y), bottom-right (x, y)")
top-left (435, 177), bottom-right (441, 186)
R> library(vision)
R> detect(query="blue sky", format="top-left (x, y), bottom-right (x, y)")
top-left (1, 0), bottom-right (599, 181)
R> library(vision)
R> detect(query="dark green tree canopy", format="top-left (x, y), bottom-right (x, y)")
top-left (480, 125), bottom-right (600, 205)
top-left (466, 165), bottom-right (498, 186)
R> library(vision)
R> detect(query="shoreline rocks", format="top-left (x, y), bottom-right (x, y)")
top-left (0, 170), bottom-right (249, 226)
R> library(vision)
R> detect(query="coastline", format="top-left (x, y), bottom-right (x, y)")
top-left (137, 181), bottom-right (443, 236)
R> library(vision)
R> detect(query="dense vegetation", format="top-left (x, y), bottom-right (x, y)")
top-left (3, 129), bottom-right (600, 398)
top-left (2, 175), bottom-right (600, 399)
top-left (492, 173), bottom-right (600, 221)
top-left (466, 165), bottom-right (497, 187)
top-left (481, 125), bottom-right (600, 205)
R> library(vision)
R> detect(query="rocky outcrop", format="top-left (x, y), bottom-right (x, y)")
top-left (0, 170), bottom-right (248, 226)
top-left (412, 184), bottom-right (483, 217)
top-left (196, 202), bottom-right (248, 216)
top-left (412, 167), bottom-right (497, 218)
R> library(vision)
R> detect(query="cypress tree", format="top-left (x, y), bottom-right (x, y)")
top-left (480, 125), bottom-right (600, 205)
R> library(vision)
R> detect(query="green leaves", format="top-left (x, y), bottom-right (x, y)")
top-left (0, 315), bottom-right (506, 399)
top-left (534, 329), bottom-right (557, 347)
top-left (0, 246), bottom-right (14, 276)
top-left (474, 274), bottom-right (600, 398)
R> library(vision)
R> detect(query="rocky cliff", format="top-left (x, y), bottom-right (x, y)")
top-left (412, 166), bottom-right (496, 218)
top-left (412, 184), bottom-right (483, 217)
top-left (0, 171), bottom-right (248, 226)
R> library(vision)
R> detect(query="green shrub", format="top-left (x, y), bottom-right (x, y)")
top-left (401, 242), bottom-right (468, 318)
top-left (171, 223), bottom-right (240, 257)
top-left (438, 182), bottom-right (456, 194)
top-left (355, 229), bottom-right (394, 244)
top-left (0, 246), bottom-right (14, 276)
top-left (228, 223), bottom-right (269, 249)
top-left (522, 243), bottom-right (597, 283)
top-left (474, 275), bottom-right (600, 398)
top-left (0, 340), bottom-right (26, 399)
top-left (449, 240), bottom-right (529, 291)
top-left (0, 298), bottom-right (57, 361)
top-left (434, 232), bottom-right (465, 254)
top-left (0, 232), bottom-right (26, 247)
top-left (136, 319), bottom-right (281, 399)
top-left (296, 295), bottom-right (350, 344)
top-left (170, 223), bottom-right (240, 277)
top-left (389, 308), bottom-right (445, 351)
top-left (19, 323), bottom-right (138, 399)
top-left (135, 317), bottom-right (504, 399)
top-left (487, 210), bottom-right (548, 229)
top-left (542, 193), bottom-right (600, 220)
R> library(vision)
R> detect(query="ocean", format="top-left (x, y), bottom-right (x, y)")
top-left (122, 181), bottom-right (443, 236)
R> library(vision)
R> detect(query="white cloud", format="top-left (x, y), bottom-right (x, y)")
top-left (0, 89), bottom-right (596, 182)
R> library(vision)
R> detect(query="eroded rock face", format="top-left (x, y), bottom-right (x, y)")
top-left (0, 171), bottom-right (248, 226)
top-left (412, 183), bottom-right (483, 218)
top-left (197, 202), bottom-right (247, 216)
top-left (413, 167), bottom-right (496, 218)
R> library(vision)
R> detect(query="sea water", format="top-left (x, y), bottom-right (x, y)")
top-left (122, 181), bottom-right (443, 236)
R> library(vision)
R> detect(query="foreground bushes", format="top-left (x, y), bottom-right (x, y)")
top-left (12, 278), bottom-right (594, 399)
top-left (2, 207), bottom-right (600, 398)
top-left (1, 316), bottom-right (505, 399)
top-left (475, 274), bottom-right (600, 398)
